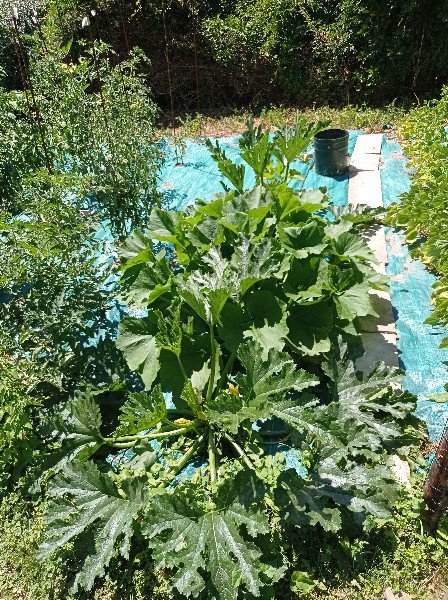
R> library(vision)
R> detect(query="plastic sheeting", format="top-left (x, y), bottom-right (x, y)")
top-left (381, 140), bottom-right (448, 441)
top-left (158, 132), bottom-right (362, 209)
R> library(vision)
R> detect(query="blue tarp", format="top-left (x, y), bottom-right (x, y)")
top-left (381, 141), bottom-right (448, 441)
top-left (158, 132), bottom-right (362, 209)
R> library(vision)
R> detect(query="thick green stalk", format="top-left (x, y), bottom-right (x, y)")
top-left (167, 407), bottom-right (194, 417)
top-left (158, 434), bottom-right (206, 489)
top-left (206, 322), bottom-right (217, 403)
top-left (103, 425), bottom-right (195, 447)
top-left (224, 433), bottom-right (256, 471)
top-left (208, 427), bottom-right (218, 484)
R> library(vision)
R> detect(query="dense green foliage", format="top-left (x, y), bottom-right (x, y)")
top-left (0, 32), bottom-right (160, 491)
top-left (202, 0), bottom-right (448, 105)
top-left (0, 189), bottom-right (118, 491)
top-left (3, 482), bottom-right (448, 599)
top-left (16, 0), bottom-right (448, 110)
top-left (387, 86), bottom-right (448, 341)
top-left (1, 38), bottom-right (160, 236)
top-left (28, 42), bottom-right (161, 236)
top-left (33, 122), bottom-right (423, 597)
top-left (0, 4), bottom-right (444, 598)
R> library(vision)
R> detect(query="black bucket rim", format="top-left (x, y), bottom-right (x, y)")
top-left (314, 128), bottom-right (349, 141)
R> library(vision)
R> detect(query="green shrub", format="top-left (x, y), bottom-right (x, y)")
top-left (387, 86), bottom-right (448, 338)
top-left (0, 33), bottom-right (161, 490)
top-left (0, 187), bottom-right (123, 490)
top-left (28, 42), bottom-right (161, 237)
top-left (0, 81), bottom-right (42, 211)
top-left (0, 38), bottom-right (161, 237)
top-left (201, 0), bottom-right (448, 105)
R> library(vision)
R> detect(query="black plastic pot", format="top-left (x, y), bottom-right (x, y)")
top-left (314, 128), bottom-right (349, 177)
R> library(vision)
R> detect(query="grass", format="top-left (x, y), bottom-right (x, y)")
top-left (1, 480), bottom-right (448, 600)
top-left (158, 103), bottom-right (409, 139)
top-left (0, 493), bottom-right (168, 600)
top-left (0, 494), bottom-right (64, 600)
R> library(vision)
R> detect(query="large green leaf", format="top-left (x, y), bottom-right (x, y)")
top-left (276, 470), bottom-right (342, 533)
top-left (118, 385), bottom-right (167, 435)
top-left (178, 248), bottom-right (236, 323)
top-left (241, 133), bottom-right (272, 181)
top-left (223, 185), bottom-right (267, 213)
top-left (158, 332), bottom-right (212, 405)
top-left (231, 237), bottom-right (283, 295)
top-left (264, 395), bottom-right (319, 430)
top-left (277, 221), bottom-right (327, 258)
top-left (49, 393), bottom-right (104, 469)
top-left (56, 392), bottom-right (103, 445)
top-left (217, 301), bottom-right (251, 353)
top-left (277, 457), bottom-right (399, 533)
top-left (186, 215), bottom-right (225, 251)
top-left (321, 360), bottom-right (413, 443)
top-left (146, 208), bottom-right (183, 243)
top-left (218, 291), bottom-right (286, 355)
top-left (334, 282), bottom-right (376, 321)
top-left (270, 184), bottom-right (325, 227)
top-left (331, 231), bottom-right (376, 263)
top-left (122, 254), bottom-right (172, 308)
top-left (287, 301), bottom-right (333, 356)
top-left (119, 229), bottom-right (153, 274)
top-left (155, 300), bottom-right (182, 356)
top-left (315, 459), bottom-right (400, 519)
top-left (237, 340), bottom-right (318, 405)
top-left (142, 473), bottom-right (274, 600)
top-left (283, 256), bottom-right (320, 299)
top-left (38, 461), bottom-right (147, 593)
top-left (244, 319), bottom-right (289, 360)
top-left (116, 316), bottom-right (160, 388)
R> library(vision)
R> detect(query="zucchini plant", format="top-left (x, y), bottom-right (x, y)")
top-left (38, 122), bottom-right (421, 598)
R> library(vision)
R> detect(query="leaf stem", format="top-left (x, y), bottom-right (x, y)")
top-left (104, 426), bottom-right (195, 447)
top-left (284, 160), bottom-right (290, 184)
top-left (208, 427), bottom-right (218, 484)
top-left (224, 433), bottom-right (255, 471)
top-left (177, 354), bottom-right (188, 382)
top-left (206, 322), bottom-right (216, 403)
top-left (158, 433), bottom-right (206, 489)
top-left (217, 351), bottom-right (236, 390)
top-left (167, 407), bottom-right (194, 417)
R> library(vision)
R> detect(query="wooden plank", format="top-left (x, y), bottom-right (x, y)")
top-left (349, 153), bottom-right (380, 172)
top-left (348, 170), bottom-right (383, 208)
top-left (348, 132), bottom-right (399, 373)
top-left (356, 332), bottom-right (399, 372)
top-left (363, 224), bottom-right (388, 264)
top-left (351, 133), bottom-right (383, 156)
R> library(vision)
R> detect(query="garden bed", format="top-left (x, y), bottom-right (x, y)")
top-left (155, 131), bottom-right (448, 443)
